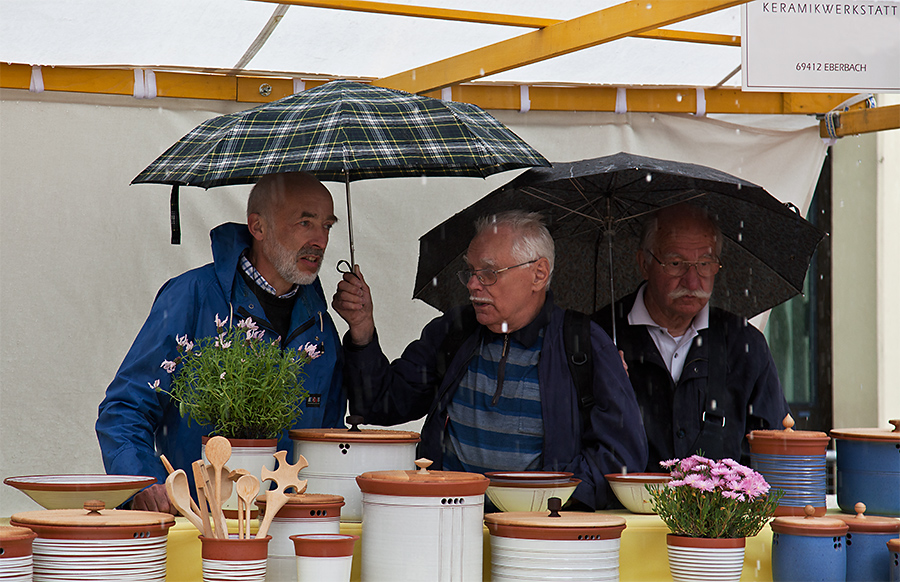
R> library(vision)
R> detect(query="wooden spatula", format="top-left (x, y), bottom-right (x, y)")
top-left (190, 460), bottom-right (213, 538)
top-left (255, 451), bottom-right (308, 539)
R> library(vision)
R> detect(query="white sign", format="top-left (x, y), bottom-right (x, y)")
top-left (742, 0), bottom-right (900, 92)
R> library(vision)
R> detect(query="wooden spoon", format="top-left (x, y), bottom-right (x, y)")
top-left (164, 470), bottom-right (205, 533)
top-left (160, 454), bottom-right (201, 516)
top-left (236, 474), bottom-right (260, 540)
top-left (204, 436), bottom-right (232, 513)
top-left (190, 460), bottom-right (213, 538)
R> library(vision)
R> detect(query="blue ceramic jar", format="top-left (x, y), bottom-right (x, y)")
top-left (830, 421), bottom-right (900, 517)
top-left (772, 505), bottom-right (849, 582)
top-left (888, 538), bottom-right (899, 582)
top-left (836, 503), bottom-right (900, 582)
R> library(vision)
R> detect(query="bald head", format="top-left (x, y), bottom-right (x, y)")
top-left (247, 172), bottom-right (330, 222)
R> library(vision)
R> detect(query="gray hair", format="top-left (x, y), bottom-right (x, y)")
top-left (474, 210), bottom-right (555, 281)
top-left (639, 203), bottom-right (724, 257)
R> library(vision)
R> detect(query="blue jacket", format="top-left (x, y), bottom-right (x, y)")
top-left (594, 288), bottom-right (789, 471)
top-left (96, 222), bottom-right (345, 494)
top-left (343, 296), bottom-right (648, 509)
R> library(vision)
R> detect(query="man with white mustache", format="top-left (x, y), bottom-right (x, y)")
top-left (97, 172), bottom-right (346, 513)
top-left (333, 210), bottom-right (647, 510)
top-left (593, 203), bottom-right (789, 471)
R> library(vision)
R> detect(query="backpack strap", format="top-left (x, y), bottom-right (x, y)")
top-left (564, 309), bottom-right (594, 440)
top-left (434, 304), bottom-right (479, 382)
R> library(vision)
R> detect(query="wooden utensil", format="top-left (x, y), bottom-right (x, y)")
top-left (190, 460), bottom-right (213, 538)
top-left (160, 454), bottom-right (201, 516)
top-left (204, 436), bottom-right (232, 512)
top-left (199, 461), bottom-right (228, 538)
top-left (256, 451), bottom-right (309, 539)
top-left (236, 474), bottom-right (260, 540)
top-left (164, 470), bottom-right (205, 533)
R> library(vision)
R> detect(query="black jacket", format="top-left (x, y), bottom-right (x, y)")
top-left (594, 288), bottom-right (789, 471)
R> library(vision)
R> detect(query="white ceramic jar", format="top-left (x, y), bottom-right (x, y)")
top-left (356, 460), bottom-right (489, 582)
top-left (289, 425), bottom-right (419, 522)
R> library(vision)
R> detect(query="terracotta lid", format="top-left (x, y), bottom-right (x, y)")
top-left (356, 459), bottom-right (489, 497)
top-left (771, 505), bottom-right (850, 537)
top-left (888, 538), bottom-right (900, 552)
top-left (10, 500), bottom-right (175, 539)
top-left (830, 420), bottom-right (900, 442)
top-left (0, 525), bottom-right (37, 558)
top-left (485, 510), bottom-right (626, 541)
top-left (834, 503), bottom-right (900, 534)
top-left (748, 414), bottom-right (830, 455)
top-left (256, 492), bottom-right (344, 507)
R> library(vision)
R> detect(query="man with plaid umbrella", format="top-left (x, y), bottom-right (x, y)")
top-left (96, 172), bottom-right (346, 512)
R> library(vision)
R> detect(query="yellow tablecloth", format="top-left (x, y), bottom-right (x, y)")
top-left (160, 511), bottom-right (774, 581)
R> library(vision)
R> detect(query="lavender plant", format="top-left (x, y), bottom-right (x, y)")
top-left (151, 314), bottom-right (322, 440)
top-left (648, 455), bottom-right (783, 538)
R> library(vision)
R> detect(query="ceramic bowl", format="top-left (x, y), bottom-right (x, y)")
top-left (605, 472), bottom-right (671, 513)
top-left (485, 477), bottom-right (580, 512)
top-left (4, 474), bottom-right (155, 509)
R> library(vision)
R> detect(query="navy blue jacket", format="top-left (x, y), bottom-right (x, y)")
top-left (96, 223), bottom-right (345, 493)
top-left (344, 295), bottom-right (648, 509)
top-left (594, 288), bottom-right (789, 471)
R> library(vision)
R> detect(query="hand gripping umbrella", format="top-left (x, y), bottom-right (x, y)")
top-left (413, 152), bottom-right (825, 342)
top-left (132, 80), bottom-right (549, 263)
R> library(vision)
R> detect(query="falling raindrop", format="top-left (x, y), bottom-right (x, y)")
top-left (737, 233), bottom-right (742, 242)
top-left (421, 175), bottom-right (428, 185)
top-left (676, 93), bottom-right (683, 102)
top-left (650, 116), bottom-right (656, 123)
top-left (431, 277), bottom-right (438, 287)
top-left (749, 404), bottom-right (755, 415)
top-left (479, 68), bottom-right (485, 77)
top-left (696, 337), bottom-right (703, 347)
top-left (740, 220), bottom-right (744, 228)
top-left (745, 342), bottom-right (750, 352)
top-left (710, 399), bottom-right (718, 411)
top-left (645, 173), bottom-right (653, 182)
top-left (735, 128), bottom-right (741, 135)
top-left (501, 322), bottom-right (509, 333)
top-left (645, 3), bottom-right (652, 8)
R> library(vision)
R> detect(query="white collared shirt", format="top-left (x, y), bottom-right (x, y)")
top-left (628, 285), bottom-right (709, 382)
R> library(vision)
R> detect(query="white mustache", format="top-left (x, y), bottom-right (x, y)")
top-left (669, 287), bottom-right (711, 300)
top-left (469, 296), bottom-right (494, 305)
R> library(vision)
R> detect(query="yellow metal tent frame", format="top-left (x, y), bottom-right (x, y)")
top-left (2, 0), bottom-right (896, 136)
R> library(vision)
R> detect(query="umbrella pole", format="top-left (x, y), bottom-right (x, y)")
top-left (607, 227), bottom-right (617, 346)
top-left (344, 171), bottom-right (355, 267)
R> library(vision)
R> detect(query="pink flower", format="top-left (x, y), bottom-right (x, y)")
top-left (214, 313), bottom-right (228, 329)
top-left (668, 479), bottom-right (685, 488)
top-left (660, 459), bottom-right (679, 469)
top-left (148, 379), bottom-right (161, 390)
top-left (722, 490), bottom-right (746, 502)
top-left (303, 342), bottom-right (322, 359)
top-left (690, 478), bottom-right (716, 492)
top-left (739, 473), bottom-right (771, 499)
top-left (161, 360), bottom-right (177, 373)
top-left (237, 317), bottom-right (258, 331)
top-left (215, 335), bottom-right (232, 349)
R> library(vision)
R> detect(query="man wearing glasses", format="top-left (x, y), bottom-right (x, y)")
top-left (332, 210), bottom-right (647, 510)
top-left (593, 203), bottom-right (789, 472)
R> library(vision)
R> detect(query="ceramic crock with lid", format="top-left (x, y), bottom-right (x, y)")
top-left (484, 498), bottom-right (626, 582)
top-left (290, 416), bottom-right (419, 522)
top-left (748, 414), bottom-right (830, 516)
top-left (830, 420), bottom-right (900, 517)
top-left (834, 502), bottom-right (900, 582)
top-left (356, 459), bottom-right (488, 581)
top-left (255, 492), bottom-right (343, 582)
top-left (10, 499), bottom-right (175, 582)
top-left (887, 538), bottom-right (899, 582)
top-left (771, 505), bottom-right (849, 582)
top-left (0, 525), bottom-right (37, 580)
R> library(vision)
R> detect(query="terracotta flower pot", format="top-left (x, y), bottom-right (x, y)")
top-left (666, 534), bottom-right (746, 582)
top-left (200, 535), bottom-right (271, 582)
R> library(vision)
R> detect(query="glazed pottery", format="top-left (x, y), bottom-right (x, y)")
top-left (3, 474), bottom-right (156, 510)
top-left (0, 525), bottom-right (37, 581)
top-left (356, 459), bottom-right (488, 581)
top-left (666, 534), bottom-right (746, 582)
top-left (749, 415), bottom-right (830, 516)
top-left (291, 533), bottom-right (357, 582)
top-left (10, 500), bottom-right (174, 582)
top-left (485, 503), bottom-right (626, 581)
top-left (202, 436), bottom-right (277, 519)
top-left (290, 423), bottom-right (419, 522)
top-left (771, 505), bottom-right (849, 582)
top-left (256, 492), bottom-right (343, 581)
top-left (888, 538), bottom-right (899, 582)
top-left (604, 472), bottom-right (672, 514)
top-left (835, 503), bottom-right (900, 582)
top-left (200, 534), bottom-right (271, 582)
top-left (485, 476), bottom-right (580, 512)
top-left (830, 420), bottom-right (900, 517)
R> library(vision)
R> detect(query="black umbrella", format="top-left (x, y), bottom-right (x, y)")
top-left (414, 152), bottom-right (825, 338)
top-left (133, 80), bottom-right (549, 254)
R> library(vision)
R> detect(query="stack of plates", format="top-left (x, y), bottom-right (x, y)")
top-left (201, 558), bottom-right (267, 582)
top-left (32, 536), bottom-right (167, 581)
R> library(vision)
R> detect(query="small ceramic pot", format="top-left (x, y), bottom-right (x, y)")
top-left (290, 423), bottom-right (419, 522)
top-left (887, 538), bottom-right (899, 582)
top-left (0, 525), bottom-right (37, 580)
top-left (485, 504), bottom-right (626, 582)
top-left (771, 505), bottom-right (849, 582)
top-left (830, 420), bottom-right (900, 517)
top-left (835, 503), bottom-right (900, 582)
top-left (291, 533), bottom-right (358, 582)
top-left (200, 534), bottom-right (271, 582)
top-left (202, 436), bottom-right (277, 519)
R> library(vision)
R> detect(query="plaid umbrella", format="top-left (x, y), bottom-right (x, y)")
top-left (133, 80), bottom-right (549, 251)
top-left (414, 152), bottom-right (825, 341)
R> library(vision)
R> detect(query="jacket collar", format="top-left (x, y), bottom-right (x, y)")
top-left (211, 222), bottom-right (253, 294)
top-left (483, 291), bottom-right (554, 348)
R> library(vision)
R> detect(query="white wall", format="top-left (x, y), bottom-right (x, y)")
top-left (1, 88), bottom-right (830, 514)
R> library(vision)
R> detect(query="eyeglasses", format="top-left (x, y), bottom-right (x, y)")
top-left (646, 251), bottom-right (722, 278)
top-left (457, 260), bottom-right (538, 286)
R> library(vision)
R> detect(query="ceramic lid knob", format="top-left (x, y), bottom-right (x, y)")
top-left (83, 500), bottom-right (105, 514)
top-left (890, 419), bottom-right (900, 433)
top-left (854, 502), bottom-right (867, 518)
top-left (346, 415), bottom-right (364, 432)
top-left (803, 504), bottom-right (816, 519)
top-left (547, 497), bottom-right (562, 518)
top-left (782, 414), bottom-right (795, 432)
top-left (415, 458), bottom-right (433, 473)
